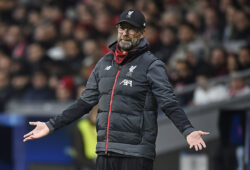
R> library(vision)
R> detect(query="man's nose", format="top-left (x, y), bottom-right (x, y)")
top-left (122, 29), bottom-right (129, 35)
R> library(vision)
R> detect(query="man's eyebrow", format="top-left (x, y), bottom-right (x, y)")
top-left (120, 23), bottom-right (135, 28)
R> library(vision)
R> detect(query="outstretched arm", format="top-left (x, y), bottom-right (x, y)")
top-left (147, 60), bottom-right (194, 135)
top-left (23, 98), bottom-right (93, 142)
top-left (23, 63), bottom-right (100, 142)
top-left (147, 59), bottom-right (209, 150)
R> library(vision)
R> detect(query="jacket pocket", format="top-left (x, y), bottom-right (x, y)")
top-left (140, 114), bottom-right (144, 131)
top-left (139, 113), bottom-right (144, 143)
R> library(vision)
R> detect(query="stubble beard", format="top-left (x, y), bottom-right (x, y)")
top-left (118, 36), bottom-right (141, 51)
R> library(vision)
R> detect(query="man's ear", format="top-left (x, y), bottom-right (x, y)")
top-left (140, 29), bottom-right (145, 39)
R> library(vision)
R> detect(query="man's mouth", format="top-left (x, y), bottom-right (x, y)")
top-left (122, 39), bottom-right (131, 43)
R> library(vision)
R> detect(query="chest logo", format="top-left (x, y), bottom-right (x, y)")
top-left (126, 65), bottom-right (137, 77)
top-left (120, 79), bottom-right (133, 87)
top-left (105, 65), bottom-right (112, 70)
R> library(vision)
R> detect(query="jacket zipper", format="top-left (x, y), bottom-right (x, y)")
top-left (105, 68), bottom-right (121, 154)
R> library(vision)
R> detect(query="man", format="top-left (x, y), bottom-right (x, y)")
top-left (23, 9), bottom-right (209, 170)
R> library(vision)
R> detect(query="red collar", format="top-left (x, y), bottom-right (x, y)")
top-left (111, 44), bottom-right (128, 64)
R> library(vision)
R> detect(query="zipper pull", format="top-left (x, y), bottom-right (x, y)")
top-left (105, 150), bottom-right (108, 155)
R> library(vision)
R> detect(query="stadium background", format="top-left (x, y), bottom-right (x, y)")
top-left (0, 0), bottom-right (249, 170)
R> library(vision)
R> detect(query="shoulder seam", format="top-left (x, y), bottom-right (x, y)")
top-left (146, 58), bottom-right (161, 75)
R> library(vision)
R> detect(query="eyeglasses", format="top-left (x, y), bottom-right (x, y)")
top-left (117, 25), bottom-right (140, 35)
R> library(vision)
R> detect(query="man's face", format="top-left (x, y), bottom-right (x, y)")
top-left (117, 22), bottom-right (143, 51)
top-left (178, 25), bottom-right (194, 43)
top-left (239, 49), bottom-right (250, 64)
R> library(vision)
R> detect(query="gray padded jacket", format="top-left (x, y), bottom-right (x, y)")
top-left (46, 38), bottom-right (194, 160)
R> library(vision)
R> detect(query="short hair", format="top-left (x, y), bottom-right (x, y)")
top-left (240, 45), bottom-right (250, 52)
top-left (180, 22), bottom-right (196, 32)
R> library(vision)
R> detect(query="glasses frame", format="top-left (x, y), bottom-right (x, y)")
top-left (117, 24), bottom-right (141, 35)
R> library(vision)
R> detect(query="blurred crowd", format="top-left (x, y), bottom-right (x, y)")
top-left (0, 0), bottom-right (250, 112)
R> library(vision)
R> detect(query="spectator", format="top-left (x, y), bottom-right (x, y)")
top-left (196, 0), bottom-right (211, 16)
top-left (223, 9), bottom-right (249, 53)
top-left (73, 104), bottom-right (98, 170)
top-left (144, 23), bottom-right (161, 53)
top-left (60, 18), bottom-right (75, 38)
top-left (238, 46), bottom-right (250, 70)
top-left (234, 0), bottom-right (250, 15)
top-left (174, 60), bottom-right (195, 89)
top-left (41, 4), bottom-right (63, 23)
top-left (82, 39), bottom-right (101, 65)
top-left (185, 49), bottom-right (210, 77)
top-left (74, 25), bottom-right (89, 42)
top-left (26, 43), bottom-right (51, 72)
top-left (0, 71), bottom-right (11, 112)
top-left (2, 25), bottom-right (26, 58)
top-left (63, 39), bottom-right (84, 75)
top-left (227, 53), bottom-right (240, 74)
top-left (22, 69), bottom-right (55, 101)
top-left (27, 9), bottom-right (41, 27)
top-left (214, 108), bottom-right (246, 170)
top-left (0, 0), bottom-right (15, 23)
top-left (228, 73), bottom-right (250, 97)
top-left (172, 60), bottom-right (195, 106)
top-left (10, 70), bottom-right (30, 101)
top-left (219, 0), bottom-right (233, 14)
top-left (223, 6), bottom-right (236, 43)
top-left (185, 11), bottom-right (203, 34)
top-left (155, 26), bottom-right (178, 63)
top-left (10, 58), bottom-right (30, 76)
top-left (76, 3), bottom-right (94, 29)
top-left (33, 22), bottom-right (58, 49)
top-left (193, 72), bottom-right (228, 105)
top-left (230, 11), bottom-right (250, 41)
top-left (94, 10), bottom-right (112, 39)
top-left (169, 22), bottom-right (207, 70)
top-left (105, 0), bottom-right (123, 15)
top-left (160, 10), bottom-right (182, 28)
top-left (143, 0), bottom-right (161, 22)
top-left (12, 5), bottom-right (27, 25)
top-left (56, 76), bottom-right (75, 102)
top-left (0, 22), bottom-right (7, 42)
top-left (203, 8), bottom-right (223, 48)
top-left (0, 53), bottom-right (12, 74)
top-left (209, 47), bottom-right (228, 77)
top-left (82, 39), bottom-right (101, 60)
top-left (77, 39), bottom-right (102, 85)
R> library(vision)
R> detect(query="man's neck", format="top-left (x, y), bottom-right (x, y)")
top-left (118, 45), bottom-right (129, 53)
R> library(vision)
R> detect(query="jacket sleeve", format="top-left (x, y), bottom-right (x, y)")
top-left (46, 65), bottom-right (100, 132)
top-left (147, 59), bottom-right (194, 137)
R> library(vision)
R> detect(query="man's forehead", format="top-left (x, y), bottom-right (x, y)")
top-left (119, 22), bottom-right (137, 28)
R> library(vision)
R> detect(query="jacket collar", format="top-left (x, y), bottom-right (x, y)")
top-left (109, 38), bottom-right (149, 64)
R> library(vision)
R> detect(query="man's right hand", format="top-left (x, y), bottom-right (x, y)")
top-left (23, 122), bottom-right (50, 142)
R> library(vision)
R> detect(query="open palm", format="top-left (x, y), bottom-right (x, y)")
top-left (187, 131), bottom-right (210, 151)
top-left (23, 122), bottom-right (50, 142)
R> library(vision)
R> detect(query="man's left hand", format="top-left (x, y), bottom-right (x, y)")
top-left (186, 131), bottom-right (210, 151)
